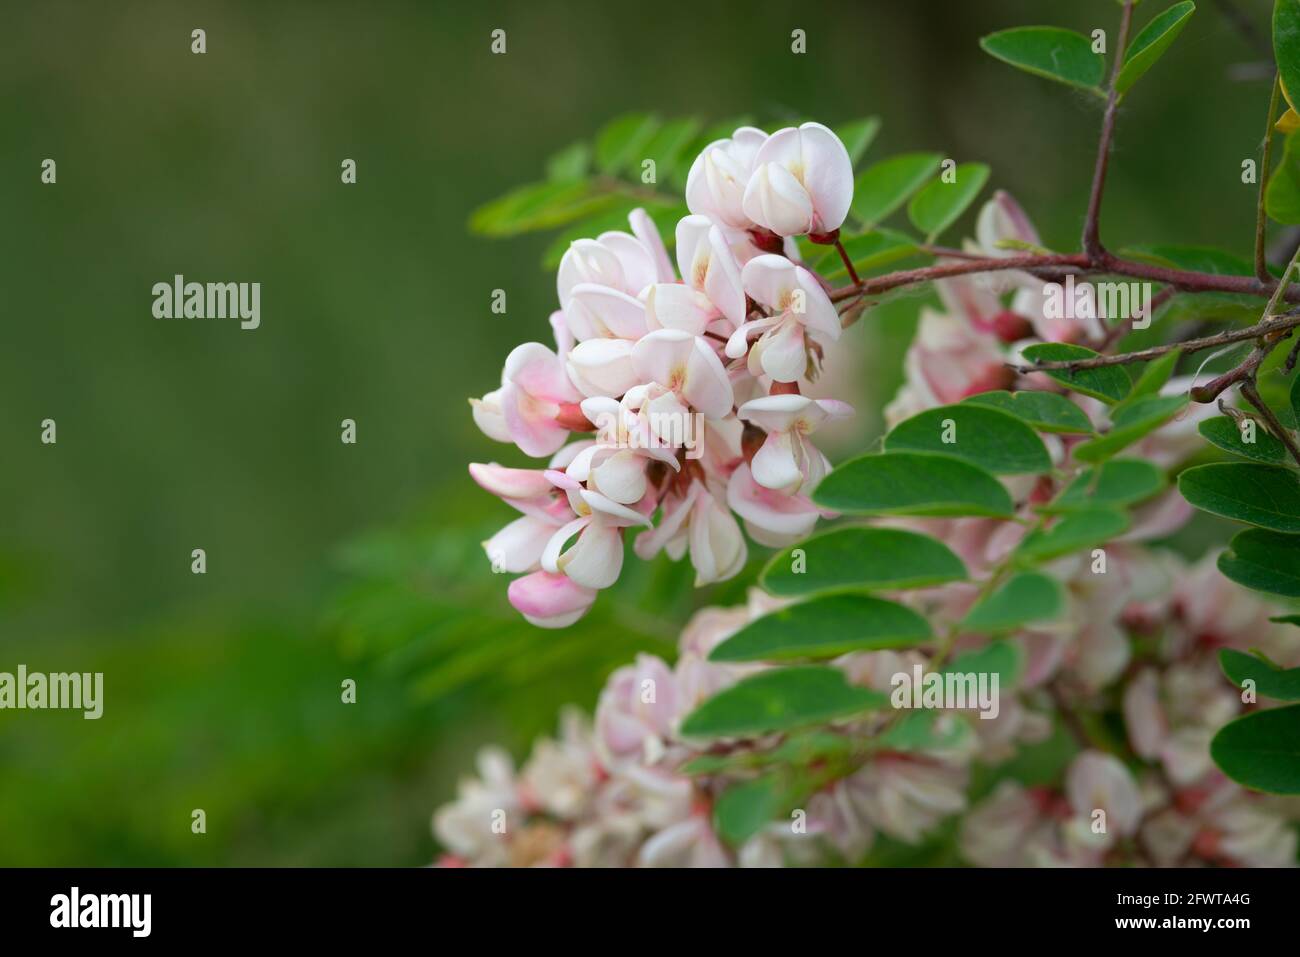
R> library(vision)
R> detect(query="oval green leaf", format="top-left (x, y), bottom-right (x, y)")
top-left (1021, 342), bottom-right (1132, 404)
top-left (1217, 527), bottom-right (1300, 596)
top-left (710, 593), bottom-right (931, 663)
top-left (1178, 463), bottom-right (1300, 531)
top-left (979, 27), bottom-right (1105, 92)
top-left (1219, 648), bottom-right (1300, 701)
top-left (907, 162), bottom-right (991, 240)
top-left (885, 404), bottom-right (1051, 475)
top-left (1115, 1), bottom-right (1197, 95)
top-left (851, 153), bottom-right (943, 226)
top-left (1210, 704), bottom-right (1300, 794)
top-left (813, 451), bottom-right (1014, 518)
top-left (962, 389), bottom-right (1095, 434)
top-left (1014, 508), bottom-right (1130, 563)
top-left (1199, 416), bottom-right (1288, 464)
top-left (679, 665), bottom-right (889, 738)
top-left (761, 527), bottom-right (967, 597)
top-left (1050, 459), bottom-right (1166, 511)
top-left (961, 572), bottom-right (1065, 632)
top-left (1072, 393), bottom-right (1188, 463)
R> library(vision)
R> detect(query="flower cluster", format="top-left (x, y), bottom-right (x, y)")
top-left (441, 190), bottom-right (1300, 867)
top-left (469, 123), bottom-right (858, 627)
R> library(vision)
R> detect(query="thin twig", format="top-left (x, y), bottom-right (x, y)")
top-left (1009, 310), bottom-right (1300, 373)
top-left (1241, 379), bottom-right (1300, 465)
top-left (1082, 0), bottom-right (1135, 262)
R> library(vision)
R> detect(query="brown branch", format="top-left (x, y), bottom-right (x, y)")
top-left (1241, 379), bottom-right (1300, 466)
top-left (1009, 310), bottom-right (1300, 373)
top-left (1083, 0), bottom-right (1136, 261)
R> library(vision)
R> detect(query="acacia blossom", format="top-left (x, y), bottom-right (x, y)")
top-left (470, 123), bottom-right (859, 627)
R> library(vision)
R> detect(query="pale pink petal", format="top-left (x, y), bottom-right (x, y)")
top-left (754, 318), bottom-right (807, 383)
top-left (590, 450), bottom-right (647, 505)
top-left (751, 430), bottom-right (804, 493)
top-left (503, 342), bottom-right (579, 402)
top-left (468, 462), bottom-right (554, 500)
top-left (469, 389), bottom-right (511, 443)
top-left (557, 518), bottom-right (625, 589)
top-left (688, 495), bottom-right (747, 585)
top-left (557, 239), bottom-right (625, 304)
top-left (568, 284), bottom-right (648, 340)
top-left (743, 162), bottom-right (814, 236)
top-left (507, 570), bottom-right (597, 628)
top-left (740, 254), bottom-right (797, 311)
top-left (727, 463), bottom-right (820, 543)
top-left (601, 230), bottom-right (660, 297)
top-left (501, 382), bottom-right (568, 457)
top-left (483, 515), bottom-right (553, 573)
top-left (566, 338), bottom-right (639, 398)
top-left (645, 283), bottom-right (716, 336)
top-left (629, 208), bottom-right (676, 283)
top-left (797, 122), bottom-right (854, 233)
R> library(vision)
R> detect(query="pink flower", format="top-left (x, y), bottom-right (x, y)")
top-left (685, 126), bottom-right (769, 230)
top-left (727, 254), bottom-right (841, 382)
top-left (737, 394), bottom-right (852, 494)
top-left (742, 122), bottom-right (853, 236)
top-left (472, 341), bottom-right (582, 458)
top-left (595, 654), bottom-right (681, 767)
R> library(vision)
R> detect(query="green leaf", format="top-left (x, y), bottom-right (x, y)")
top-left (1050, 459), bottom-right (1165, 511)
top-left (541, 200), bottom-right (686, 269)
top-left (1210, 703), bottom-right (1300, 794)
top-left (814, 228), bottom-right (918, 280)
top-left (907, 162), bottom-right (991, 240)
top-left (1266, 130), bottom-right (1300, 225)
top-left (1178, 463), bottom-right (1300, 531)
top-left (469, 180), bottom-right (616, 237)
top-left (851, 153), bottom-right (943, 227)
top-left (1275, 0), bottom-right (1300, 134)
top-left (835, 117), bottom-right (882, 166)
top-left (961, 573), bottom-right (1064, 632)
top-left (1014, 509), bottom-right (1130, 563)
top-left (545, 141), bottom-right (591, 182)
top-left (710, 593), bottom-right (931, 663)
top-left (595, 113), bottom-right (660, 175)
top-left (1072, 393), bottom-right (1188, 463)
top-left (1272, 614), bottom-right (1300, 626)
top-left (979, 27), bottom-right (1105, 92)
top-left (1219, 648), bottom-right (1300, 701)
top-left (1292, 368), bottom-right (1300, 425)
top-left (761, 527), bottom-right (967, 597)
top-left (679, 666), bottom-right (888, 738)
top-left (714, 775), bottom-right (783, 846)
top-left (1218, 527), bottom-right (1300, 596)
top-left (1199, 416), bottom-right (1289, 464)
top-left (812, 451), bottom-right (1014, 518)
top-left (884, 404), bottom-right (1051, 474)
top-left (1021, 342), bottom-right (1132, 404)
top-left (962, 390), bottom-right (1095, 434)
top-left (878, 710), bottom-right (972, 752)
top-left (943, 639), bottom-right (1023, 687)
top-left (1128, 350), bottom-right (1181, 399)
top-left (1115, 1), bottom-right (1196, 95)
top-left (640, 117), bottom-right (704, 181)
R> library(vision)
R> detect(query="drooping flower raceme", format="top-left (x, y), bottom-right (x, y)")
top-left (444, 178), bottom-right (1300, 867)
top-left (469, 123), bottom-right (861, 627)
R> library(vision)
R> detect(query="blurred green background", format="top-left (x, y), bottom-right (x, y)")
top-left (0, 0), bottom-right (1277, 865)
